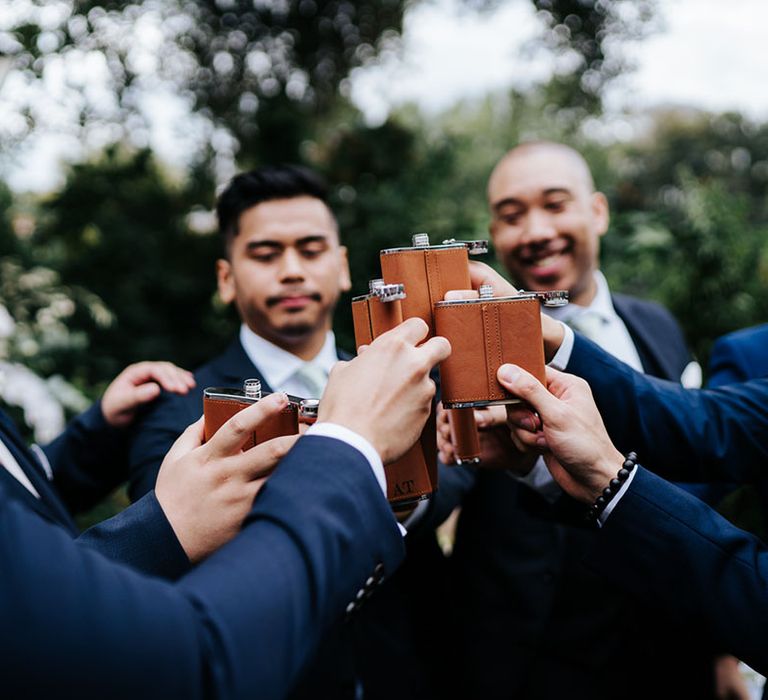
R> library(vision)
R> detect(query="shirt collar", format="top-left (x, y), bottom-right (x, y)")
top-left (544, 270), bottom-right (617, 323)
top-left (239, 325), bottom-right (339, 390)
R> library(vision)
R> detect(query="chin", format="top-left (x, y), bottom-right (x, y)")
top-left (276, 322), bottom-right (318, 340)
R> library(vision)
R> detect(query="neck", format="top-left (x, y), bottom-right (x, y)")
top-left (570, 274), bottom-right (598, 308)
top-left (255, 325), bottom-right (329, 361)
top-left (287, 334), bottom-right (328, 361)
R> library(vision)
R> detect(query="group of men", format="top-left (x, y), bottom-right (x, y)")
top-left (1, 142), bottom-right (767, 699)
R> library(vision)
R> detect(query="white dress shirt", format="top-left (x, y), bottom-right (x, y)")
top-left (239, 325), bottom-right (339, 397)
top-left (546, 270), bottom-right (644, 370)
top-left (0, 437), bottom-right (40, 498)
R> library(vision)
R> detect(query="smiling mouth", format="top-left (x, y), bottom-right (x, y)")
top-left (518, 241), bottom-right (572, 269)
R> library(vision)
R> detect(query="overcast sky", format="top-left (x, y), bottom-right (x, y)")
top-left (351, 0), bottom-right (768, 122)
top-left (5, 0), bottom-right (768, 192)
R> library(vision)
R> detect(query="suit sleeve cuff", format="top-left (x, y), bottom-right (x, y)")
top-left (508, 456), bottom-right (563, 503)
top-left (549, 322), bottom-right (574, 370)
top-left (304, 424), bottom-right (406, 536)
top-left (306, 423), bottom-right (386, 497)
top-left (598, 466), bottom-right (638, 526)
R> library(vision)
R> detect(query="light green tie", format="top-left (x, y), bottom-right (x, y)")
top-left (294, 362), bottom-right (327, 399)
top-left (566, 311), bottom-right (604, 342)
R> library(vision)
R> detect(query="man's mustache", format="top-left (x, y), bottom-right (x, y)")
top-left (266, 292), bottom-right (323, 307)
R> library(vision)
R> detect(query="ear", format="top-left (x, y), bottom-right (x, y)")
top-left (591, 192), bottom-right (610, 238)
top-left (338, 246), bottom-right (352, 293)
top-left (216, 259), bottom-right (236, 304)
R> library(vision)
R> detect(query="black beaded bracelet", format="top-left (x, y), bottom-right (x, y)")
top-left (585, 451), bottom-right (638, 524)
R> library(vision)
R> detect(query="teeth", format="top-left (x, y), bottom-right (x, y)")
top-left (532, 254), bottom-right (560, 268)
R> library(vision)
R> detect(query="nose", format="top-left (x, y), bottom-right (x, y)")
top-left (520, 208), bottom-right (557, 245)
top-left (278, 247), bottom-right (306, 282)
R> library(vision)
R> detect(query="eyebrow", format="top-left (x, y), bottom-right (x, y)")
top-left (492, 187), bottom-right (574, 212)
top-left (244, 234), bottom-right (331, 251)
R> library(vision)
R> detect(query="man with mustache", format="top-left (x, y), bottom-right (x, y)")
top-left (128, 164), bottom-right (398, 699)
top-left (441, 142), bottom-right (716, 699)
top-left (128, 164), bottom-right (352, 499)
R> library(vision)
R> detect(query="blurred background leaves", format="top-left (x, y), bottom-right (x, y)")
top-left (1, 0), bottom-right (766, 413)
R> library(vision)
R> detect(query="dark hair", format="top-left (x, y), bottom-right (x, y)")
top-left (216, 164), bottom-right (333, 252)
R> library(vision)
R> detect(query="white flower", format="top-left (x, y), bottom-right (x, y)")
top-left (0, 361), bottom-right (67, 442)
top-left (0, 305), bottom-right (15, 339)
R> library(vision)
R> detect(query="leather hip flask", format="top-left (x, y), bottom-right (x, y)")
top-left (434, 290), bottom-right (567, 408)
top-left (203, 379), bottom-right (299, 448)
top-left (352, 280), bottom-right (438, 508)
top-left (449, 407), bottom-right (482, 464)
top-left (380, 234), bottom-right (488, 465)
top-left (379, 236), bottom-right (477, 337)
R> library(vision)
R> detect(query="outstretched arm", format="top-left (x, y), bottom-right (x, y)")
top-left (500, 363), bottom-right (768, 675)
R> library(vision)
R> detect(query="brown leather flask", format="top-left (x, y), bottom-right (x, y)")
top-left (352, 280), bottom-right (437, 508)
top-left (448, 408), bottom-right (482, 464)
top-left (434, 287), bottom-right (568, 408)
top-left (379, 233), bottom-right (486, 336)
top-left (380, 233), bottom-right (489, 465)
top-left (203, 379), bottom-right (299, 447)
top-left (351, 279), bottom-right (406, 347)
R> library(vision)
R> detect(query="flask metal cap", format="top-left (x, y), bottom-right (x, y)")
top-left (299, 398), bottom-right (320, 418)
top-left (518, 290), bottom-right (570, 307)
top-left (442, 238), bottom-right (489, 256)
top-left (243, 378), bottom-right (262, 399)
top-left (411, 232), bottom-right (430, 247)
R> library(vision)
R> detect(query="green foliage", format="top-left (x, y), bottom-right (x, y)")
top-left (601, 109), bottom-right (768, 365)
top-left (30, 147), bottom-right (235, 389)
top-left (1, 0), bottom-right (410, 162)
top-left (604, 175), bottom-right (768, 366)
top-left (532, 0), bottom-right (657, 117)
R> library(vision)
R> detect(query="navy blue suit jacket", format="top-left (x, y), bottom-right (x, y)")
top-left (0, 435), bottom-right (404, 698)
top-left (0, 405), bottom-right (188, 578)
top-left (439, 295), bottom-right (713, 699)
top-left (566, 334), bottom-right (768, 483)
top-left (709, 323), bottom-right (768, 387)
top-left (584, 467), bottom-right (768, 675)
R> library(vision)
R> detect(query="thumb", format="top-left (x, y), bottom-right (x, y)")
top-left (497, 364), bottom-right (561, 422)
top-left (468, 261), bottom-right (518, 296)
top-left (164, 417), bottom-right (205, 463)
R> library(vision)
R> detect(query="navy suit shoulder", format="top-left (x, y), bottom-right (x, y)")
top-left (0, 435), bottom-right (404, 699)
top-left (585, 467), bottom-right (768, 675)
top-left (709, 323), bottom-right (768, 387)
top-left (612, 292), bottom-right (693, 380)
top-left (43, 402), bottom-right (131, 513)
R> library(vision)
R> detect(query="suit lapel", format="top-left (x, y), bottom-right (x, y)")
top-left (0, 412), bottom-right (78, 533)
top-left (612, 295), bottom-right (678, 381)
top-left (209, 339), bottom-right (274, 392)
